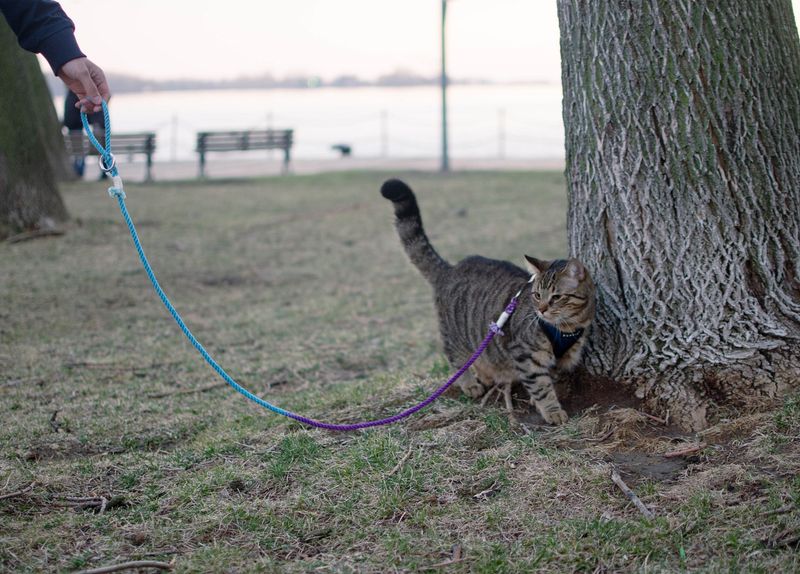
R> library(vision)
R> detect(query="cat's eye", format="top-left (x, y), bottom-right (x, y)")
top-left (551, 294), bottom-right (563, 302)
top-left (532, 292), bottom-right (540, 300)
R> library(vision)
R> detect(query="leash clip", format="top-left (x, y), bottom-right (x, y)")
top-left (99, 153), bottom-right (117, 174)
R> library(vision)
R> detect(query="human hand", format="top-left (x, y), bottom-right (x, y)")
top-left (57, 57), bottom-right (111, 113)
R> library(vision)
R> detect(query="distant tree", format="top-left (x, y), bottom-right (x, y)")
top-left (0, 16), bottom-right (70, 240)
top-left (557, 0), bottom-right (800, 429)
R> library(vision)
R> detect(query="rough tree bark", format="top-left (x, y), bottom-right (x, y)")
top-left (557, 0), bottom-right (800, 430)
top-left (0, 16), bottom-right (69, 240)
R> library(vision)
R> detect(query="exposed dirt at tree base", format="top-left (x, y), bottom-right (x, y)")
top-left (492, 374), bottom-right (786, 486)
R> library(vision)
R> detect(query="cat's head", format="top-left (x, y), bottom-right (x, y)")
top-left (524, 256), bottom-right (595, 328)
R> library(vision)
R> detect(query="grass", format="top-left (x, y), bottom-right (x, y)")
top-left (1, 170), bottom-right (798, 572)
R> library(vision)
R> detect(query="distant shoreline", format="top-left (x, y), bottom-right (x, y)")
top-left (45, 70), bottom-right (556, 96)
top-left (75, 157), bottom-right (566, 183)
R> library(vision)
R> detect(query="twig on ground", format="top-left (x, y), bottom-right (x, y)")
top-left (66, 360), bottom-right (181, 372)
top-left (147, 382), bottom-right (225, 399)
top-left (473, 481), bottom-right (501, 500)
top-left (639, 411), bottom-right (667, 424)
top-left (762, 503), bottom-right (794, 516)
top-left (141, 550), bottom-right (179, 558)
top-left (5, 228), bottom-right (65, 244)
top-left (0, 482), bottom-right (36, 501)
top-left (585, 429), bottom-right (615, 443)
top-left (428, 544), bottom-right (465, 568)
top-left (56, 495), bottom-right (121, 513)
top-left (64, 360), bottom-right (125, 370)
top-left (55, 496), bottom-right (107, 511)
top-left (766, 527), bottom-right (800, 549)
top-left (427, 557), bottom-right (467, 568)
top-left (2, 378), bottom-right (33, 388)
top-left (387, 446), bottom-right (414, 477)
top-left (663, 443), bottom-right (706, 458)
top-left (74, 560), bottom-right (173, 574)
top-left (610, 470), bottom-right (655, 519)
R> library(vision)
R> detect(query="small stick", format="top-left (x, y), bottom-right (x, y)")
top-left (762, 504), bottom-right (794, 516)
top-left (6, 228), bottom-right (65, 244)
top-left (427, 544), bottom-right (465, 568)
top-left (57, 496), bottom-right (110, 512)
top-left (585, 428), bottom-right (615, 443)
top-left (663, 443), bottom-right (706, 458)
top-left (387, 446), bottom-right (414, 477)
top-left (638, 411), bottom-right (667, 424)
top-left (64, 360), bottom-right (125, 370)
top-left (473, 481), bottom-right (500, 500)
top-left (141, 551), bottom-right (178, 559)
top-left (0, 482), bottom-right (36, 501)
top-left (74, 560), bottom-right (173, 574)
top-left (610, 470), bottom-right (654, 519)
top-left (766, 527), bottom-right (800, 549)
top-left (1, 378), bottom-right (29, 388)
top-left (427, 557), bottom-right (467, 568)
top-left (147, 382), bottom-right (225, 399)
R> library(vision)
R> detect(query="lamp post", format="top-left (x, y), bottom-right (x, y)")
top-left (440, 0), bottom-right (450, 172)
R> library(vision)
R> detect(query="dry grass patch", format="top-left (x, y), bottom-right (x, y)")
top-left (1, 171), bottom-right (798, 572)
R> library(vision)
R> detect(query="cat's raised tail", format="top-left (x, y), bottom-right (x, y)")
top-left (381, 179), bottom-right (451, 284)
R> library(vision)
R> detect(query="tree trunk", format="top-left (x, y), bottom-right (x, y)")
top-left (557, 0), bottom-right (800, 430)
top-left (0, 16), bottom-right (69, 240)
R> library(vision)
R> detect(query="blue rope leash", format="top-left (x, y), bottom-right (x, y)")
top-left (81, 102), bottom-right (517, 430)
top-left (82, 104), bottom-right (297, 420)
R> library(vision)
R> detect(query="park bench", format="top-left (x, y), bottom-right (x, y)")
top-left (64, 132), bottom-right (157, 182)
top-left (195, 129), bottom-right (294, 177)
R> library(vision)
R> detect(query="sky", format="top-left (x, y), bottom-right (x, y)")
top-left (50, 1), bottom-right (800, 84)
top-left (53, 0), bottom-right (561, 83)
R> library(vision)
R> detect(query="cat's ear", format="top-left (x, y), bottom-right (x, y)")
top-left (524, 255), bottom-right (550, 276)
top-left (565, 258), bottom-right (586, 281)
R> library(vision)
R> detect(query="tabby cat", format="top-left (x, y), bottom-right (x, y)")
top-left (381, 179), bottom-right (595, 425)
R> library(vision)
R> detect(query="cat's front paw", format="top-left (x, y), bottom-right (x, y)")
top-left (458, 378), bottom-right (487, 399)
top-left (541, 407), bottom-right (569, 425)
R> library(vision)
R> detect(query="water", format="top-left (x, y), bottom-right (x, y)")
top-left (55, 84), bottom-right (565, 162)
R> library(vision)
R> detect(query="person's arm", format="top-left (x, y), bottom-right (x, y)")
top-left (0, 0), bottom-right (110, 112)
top-left (0, 0), bottom-right (83, 75)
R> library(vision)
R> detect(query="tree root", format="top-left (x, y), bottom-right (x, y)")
top-left (633, 344), bottom-right (800, 431)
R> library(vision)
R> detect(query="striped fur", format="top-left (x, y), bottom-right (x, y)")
top-left (381, 179), bottom-right (596, 425)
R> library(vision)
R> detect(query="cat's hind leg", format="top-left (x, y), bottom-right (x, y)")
top-left (457, 371), bottom-right (488, 399)
top-left (480, 384), bottom-right (502, 407)
top-left (502, 384), bottom-right (514, 413)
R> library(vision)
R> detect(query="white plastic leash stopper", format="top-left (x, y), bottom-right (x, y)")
top-left (495, 310), bottom-right (512, 330)
top-left (493, 275), bottom-right (535, 331)
top-left (107, 175), bottom-right (126, 199)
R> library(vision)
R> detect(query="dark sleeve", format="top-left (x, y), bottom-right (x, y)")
top-left (0, 0), bottom-right (85, 75)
